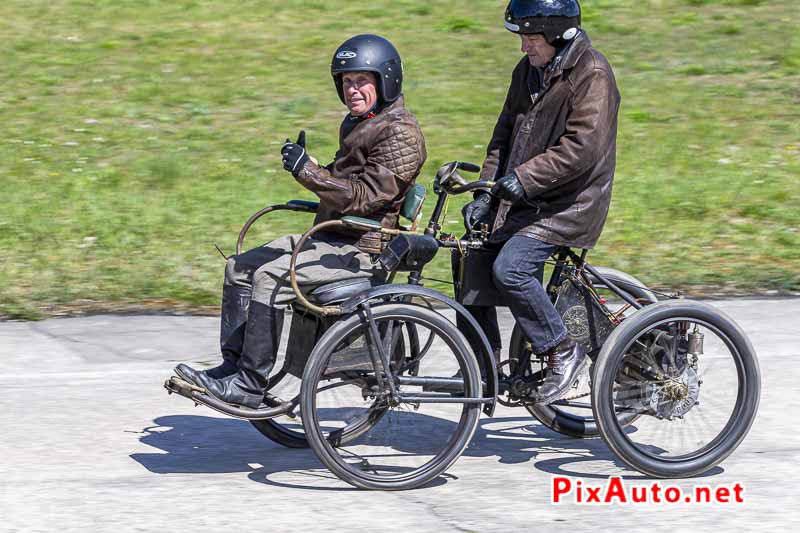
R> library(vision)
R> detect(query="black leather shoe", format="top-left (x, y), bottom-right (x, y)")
top-left (193, 372), bottom-right (264, 409)
top-left (534, 337), bottom-right (588, 404)
top-left (174, 358), bottom-right (238, 385)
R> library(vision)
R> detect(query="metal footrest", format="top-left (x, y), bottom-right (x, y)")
top-left (164, 375), bottom-right (206, 396)
top-left (164, 376), bottom-right (296, 421)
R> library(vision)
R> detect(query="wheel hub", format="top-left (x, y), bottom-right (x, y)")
top-left (649, 367), bottom-right (701, 419)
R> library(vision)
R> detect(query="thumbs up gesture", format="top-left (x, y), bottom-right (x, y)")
top-left (281, 130), bottom-right (309, 176)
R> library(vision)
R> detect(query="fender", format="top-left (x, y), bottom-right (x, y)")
top-left (586, 267), bottom-right (658, 304)
top-left (340, 284), bottom-right (498, 416)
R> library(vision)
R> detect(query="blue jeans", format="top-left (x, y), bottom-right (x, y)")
top-left (491, 235), bottom-right (568, 354)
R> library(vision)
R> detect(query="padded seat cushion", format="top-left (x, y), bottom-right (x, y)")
top-left (307, 277), bottom-right (382, 305)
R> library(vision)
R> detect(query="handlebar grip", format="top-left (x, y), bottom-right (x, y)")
top-left (457, 162), bottom-right (481, 173)
top-left (452, 180), bottom-right (494, 194)
top-left (286, 199), bottom-right (319, 212)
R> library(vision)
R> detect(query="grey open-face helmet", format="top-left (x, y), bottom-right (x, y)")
top-left (331, 34), bottom-right (403, 105)
top-left (504, 0), bottom-right (581, 44)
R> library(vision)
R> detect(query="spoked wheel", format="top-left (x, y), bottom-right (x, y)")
top-left (251, 322), bottom-right (412, 449)
top-left (507, 325), bottom-right (597, 438)
top-left (508, 268), bottom-right (656, 438)
top-left (301, 302), bottom-right (483, 490)
top-left (249, 370), bottom-right (307, 448)
top-left (592, 300), bottom-right (760, 478)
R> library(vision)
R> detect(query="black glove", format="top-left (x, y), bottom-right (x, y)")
top-left (281, 130), bottom-right (309, 176)
top-left (491, 174), bottom-right (525, 203)
top-left (462, 193), bottom-right (492, 232)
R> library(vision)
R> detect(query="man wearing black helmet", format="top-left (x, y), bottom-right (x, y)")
top-left (461, 0), bottom-right (620, 404)
top-left (174, 35), bottom-right (426, 409)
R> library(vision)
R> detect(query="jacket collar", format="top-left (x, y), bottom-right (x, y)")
top-left (547, 30), bottom-right (592, 78)
top-left (341, 95), bottom-right (405, 141)
top-left (379, 95), bottom-right (405, 115)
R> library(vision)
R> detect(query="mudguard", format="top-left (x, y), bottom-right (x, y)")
top-left (340, 284), bottom-right (498, 416)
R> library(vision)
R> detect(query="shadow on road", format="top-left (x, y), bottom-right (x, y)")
top-left (130, 412), bottom-right (722, 490)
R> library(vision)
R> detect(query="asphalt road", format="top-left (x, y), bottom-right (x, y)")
top-left (1, 299), bottom-right (798, 532)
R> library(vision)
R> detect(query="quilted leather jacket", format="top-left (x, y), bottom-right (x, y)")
top-left (295, 96), bottom-right (427, 254)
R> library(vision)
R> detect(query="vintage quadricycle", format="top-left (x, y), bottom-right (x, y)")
top-left (166, 161), bottom-right (760, 490)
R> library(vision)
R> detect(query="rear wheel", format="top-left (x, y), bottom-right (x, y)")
top-left (249, 371), bottom-right (307, 448)
top-left (510, 267), bottom-right (656, 438)
top-left (251, 324), bottom-right (410, 448)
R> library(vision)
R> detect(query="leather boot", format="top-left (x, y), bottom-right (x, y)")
top-left (175, 285), bottom-right (250, 385)
top-left (534, 336), bottom-right (588, 404)
top-left (194, 302), bottom-right (284, 409)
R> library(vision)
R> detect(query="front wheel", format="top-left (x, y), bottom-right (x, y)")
top-left (592, 300), bottom-right (760, 478)
top-left (301, 302), bottom-right (483, 490)
top-left (251, 323), bottom-right (411, 449)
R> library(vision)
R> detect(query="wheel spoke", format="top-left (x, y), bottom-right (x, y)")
top-left (301, 303), bottom-right (483, 489)
top-left (595, 305), bottom-right (759, 477)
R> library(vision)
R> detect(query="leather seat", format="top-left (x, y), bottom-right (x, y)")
top-left (307, 277), bottom-right (383, 305)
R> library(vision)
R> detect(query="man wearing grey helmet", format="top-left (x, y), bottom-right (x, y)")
top-left (461, 0), bottom-right (620, 404)
top-left (174, 34), bottom-right (426, 409)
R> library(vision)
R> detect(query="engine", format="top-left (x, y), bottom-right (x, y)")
top-left (614, 325), bottom-right (704, 420)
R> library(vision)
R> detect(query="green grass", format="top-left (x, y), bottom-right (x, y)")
top-left (1, 0), bottom-right (798, 319)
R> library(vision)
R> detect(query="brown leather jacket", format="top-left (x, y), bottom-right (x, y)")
top-left (482, 31), bottom-right (620, 249)
top-left (295, 96), bottom-right (427, 254)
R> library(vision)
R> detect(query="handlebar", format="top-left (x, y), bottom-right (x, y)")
top-left (455, 161), bottom-right (481, 173)
top-left (433, 161), bottom-right (494, 196)
top-left (445, 180), bottom-right (495, 195)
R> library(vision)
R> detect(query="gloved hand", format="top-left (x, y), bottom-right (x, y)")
top-left (491, 173), bottom-right (526, 203)
top-left (281, 130), bottom-right (309, 176)
top-left (462, 193), bottom-right (492, 232)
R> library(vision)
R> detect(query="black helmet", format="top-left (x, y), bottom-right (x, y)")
top-left (504, 0), bottom-right (581, 44)
top-left (331, 34), bottom-right (403, 105)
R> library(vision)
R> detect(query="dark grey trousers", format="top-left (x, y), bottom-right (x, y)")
top-left (225, 234), bottom-right (373, 307)
top-left (218, 234), bottom-right (375, 377)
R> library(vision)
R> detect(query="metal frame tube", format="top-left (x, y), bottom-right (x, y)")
top-left (582, 261), bottom-right (643, 310)
top-left (236, 203), bottom-right (317, 256)
top-left (397, 376), bottom-right (465, 387)
top-left (399, 396), bottom-right (493, 404)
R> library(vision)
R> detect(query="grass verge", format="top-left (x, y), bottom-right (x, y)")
top-left (1, 0), bottom-right (798, 319)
